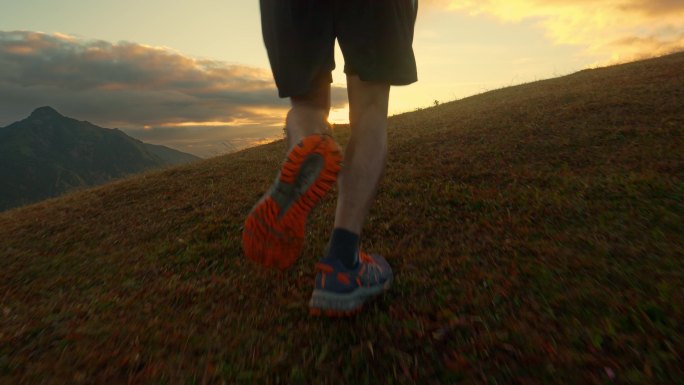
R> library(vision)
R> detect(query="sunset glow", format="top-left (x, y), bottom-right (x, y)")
top-left (1, 1), bottom-right (682, 157)
top-left (161, 120), bottom-right (260, 128)
top-left (328, 104), bottom-right (350, 126)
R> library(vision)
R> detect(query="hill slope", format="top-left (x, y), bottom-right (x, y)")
top-left (0, 106), bottom-right (200, 211)
top-left (1, 53), bottom-right (683, 384)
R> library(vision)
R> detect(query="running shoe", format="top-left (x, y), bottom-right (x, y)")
top-left (309, 251), bottom-right (393, 317)
top-left (242, 134), bottom-right (342, 270)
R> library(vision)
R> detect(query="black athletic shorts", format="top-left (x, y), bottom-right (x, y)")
top-left (260, 0), bottom-right (418, 98)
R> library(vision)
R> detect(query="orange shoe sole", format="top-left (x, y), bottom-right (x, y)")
top-left (242, 135), bottom-right (342, 270)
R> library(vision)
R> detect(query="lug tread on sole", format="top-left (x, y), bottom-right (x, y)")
top-left (242, 135), bottom-right (342, 270)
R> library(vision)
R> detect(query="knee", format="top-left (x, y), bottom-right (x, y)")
top-left (290, 78), bottom-right (331, 113)
top-left (291, 95), bottom-right (330, 113)
top-left (348, 81), bottom-right (390, 124)
top-left (349, 101), bottom-right (389, 129)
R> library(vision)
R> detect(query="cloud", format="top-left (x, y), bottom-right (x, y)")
top-left (423, 0), bottom-right (684, 63)
top-left (0, 31), bottom-right (348, 156)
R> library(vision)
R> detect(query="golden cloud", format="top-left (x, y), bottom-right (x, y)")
top-left (425, 0), bottom-right (684, 63)
top-left (0, 31), bottom-right (350, 157)
top-left (0, 31), bottom-right (347, 129)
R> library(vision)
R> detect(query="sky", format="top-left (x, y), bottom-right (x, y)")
top-left (1, 0), bottom-right (683, 158)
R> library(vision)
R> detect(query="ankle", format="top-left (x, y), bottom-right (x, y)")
top-left (325, 228), bottom-right (360, 269)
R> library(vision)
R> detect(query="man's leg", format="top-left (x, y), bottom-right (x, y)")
top-left (323, 75), bottom-right (390, 269)
top-left (285, 78), bottom-right (332, 149)
top-left (242, 78), bottom-right (342, 270)
top-left (308, 75), bottom-right (393, 316)
top-left (334, 75), bottom-right (390, 233)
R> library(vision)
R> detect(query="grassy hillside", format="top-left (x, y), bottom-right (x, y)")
top-left (1, 52), bottom-right (683, 384)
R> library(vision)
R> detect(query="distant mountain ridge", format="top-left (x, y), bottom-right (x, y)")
top-left (0, 106), bottom-right (200, 211)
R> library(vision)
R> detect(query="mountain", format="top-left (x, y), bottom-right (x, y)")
top-left (0, 106), bottom-right (200, 211)
top-left (1, 52), bottom-right (683, 384)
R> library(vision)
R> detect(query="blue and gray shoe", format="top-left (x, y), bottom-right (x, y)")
top-left (309, 252), bottom-right (393, 317)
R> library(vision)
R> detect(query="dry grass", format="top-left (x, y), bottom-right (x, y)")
top-left (1, 52), bottom-right (683, 384)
